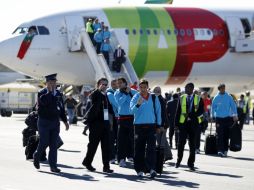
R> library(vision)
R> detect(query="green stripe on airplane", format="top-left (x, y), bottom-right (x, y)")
top-left (145, 0), bottom-right (173, 4)
top-left (104, 7), bottom-right (177, 78)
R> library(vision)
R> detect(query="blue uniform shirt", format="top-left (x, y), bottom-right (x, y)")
top-left (100, 43), bottom-right (112, 52)
top-left (212, 92), bottom-right (238, 118)
top-left (103, 30), bottom-right (111, 40)
top-left (130, 93), bottom-right (161, 126)
top-left (114, 89), bottom-right (137, 116)
top-left (94, 31), bottom-right (103, 43)
top-left (107, 88), bottom-right (119, 117)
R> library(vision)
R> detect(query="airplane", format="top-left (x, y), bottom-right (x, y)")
top-left (0, 63), bottom-right (27, 85)
top-left (0, 3), bottom-right (254, 94)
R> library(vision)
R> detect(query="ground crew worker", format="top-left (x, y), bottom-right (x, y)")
top-left (82, 78), bottom-right (113, 173)
top-left (238, 94), bottom-right (246, 129)
top-left (175, 83), bottom-right (204, 171)
top-left (212, 84), bottom-right (238, 157)
top-left (86, 19), bottom-right (94, 43)
top-left (244, 91), bottom-right (251, 124)
top-left (33, 73), bottom-right (69, 173)
top-left (114, 77), bottom-right (137, 167)
top-left (130, 79), bottom-right (161, 178)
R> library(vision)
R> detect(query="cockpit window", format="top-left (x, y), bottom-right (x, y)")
top-left (37, 26), bottom-right (50, 35)
top-left (12, 27), bottom-right (28, 35)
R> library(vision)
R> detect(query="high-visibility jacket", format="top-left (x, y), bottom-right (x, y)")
top-left (244, 97), bottom-right (251, 113)
top-left (86, 22), bottom-right (94, 33)
top-left (179, 94), bottom-right (202, 124)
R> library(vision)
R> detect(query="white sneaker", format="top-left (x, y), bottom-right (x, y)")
top-left (110, 159), bottom-right (116, 164)
top-left (119, 159), bottom-right (127, 167)
top-left (137, 172), bottom-right (144, 177)
top-left (127, 157), bottom-right (134, 162)
top-left (150, 169), bottom-right (157, 178)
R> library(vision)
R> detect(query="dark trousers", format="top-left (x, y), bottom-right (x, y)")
top-left (83, 121), bottom-right (110, 169)
top-left (117, 119), bottom-right (134, 161)
top-left (134, 126), bottom-right (156, 173)
top-left (216, 117), bottom-right (233, 153)
top-left (34, 118), bottom-right (60, 168)
top-left (239, 113), bottom-right (246, 130)
top-left (95, 42), bottom-right (102, 54)
top-left (177, 121), bottom-right (198, 167)
top-left (195, 126), bottom-right (201, 150)
top-left (169, 119), bottom-right (178, 148)
top-left (109, 116), bottom-right (118, 160)
top-left (102, 51), bottom-right (109, 65)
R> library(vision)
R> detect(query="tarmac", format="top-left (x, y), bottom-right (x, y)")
top-left (0, 114), bottom-right (254, 190)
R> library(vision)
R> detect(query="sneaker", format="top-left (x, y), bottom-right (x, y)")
top-left (137, 172), bottom-right (144, 177)
top-left (127, 157), bottom-right (134, 162)
top-left (218, 152), bottom-right (225, 157)
top-left (119, 159), bottom-right (127, 167)
top-left (150, 169), bottom-right (157, 178)
top-left (110, 159), bottom-right (116, 164)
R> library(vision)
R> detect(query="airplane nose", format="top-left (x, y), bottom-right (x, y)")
top-left (0, 38), bottom-right (19, 69)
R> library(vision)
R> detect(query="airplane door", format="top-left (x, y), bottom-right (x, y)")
top-left (225, 17), bottom-right (244, 47)
top-left (65, 16), bottom-right (85, 51)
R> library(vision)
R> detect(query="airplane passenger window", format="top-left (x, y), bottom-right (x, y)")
top-left (194, 29), bottom-right (198, 35)
top-left (37, 26), bottom-right (50, 35)
top-left (146, 29), bottom-right (150, 35)
top-left (125, 29), bottom-right (129, 35)
top-left (219, 29), bottom-right (224, 36)
top-left (140, 29), bottom-right (143, 35)
top-left (167, 29), bottom-right (171, 35)
top-left (200, 29), bottom-right (205, 35)
top-left (133, 29), bottom-right (136, 35)
top-left (187, 29), bottom-right (192, 36)
top-left (213, 29), bottom-right (218, 36)
top-left (207, 30), bottom-right (212, 35)
top-left (174, 29), bottom-right (178, 36)
top-left (180, 29), bottom-right (185, 36)
top-left (153, 29), bottom-right (158, 35)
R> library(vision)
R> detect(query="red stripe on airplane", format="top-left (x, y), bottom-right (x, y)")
top-left (165, 8), bottom-right (229, 84)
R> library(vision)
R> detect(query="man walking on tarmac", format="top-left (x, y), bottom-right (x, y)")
top-left (175, 83), bottom-right (204, 171)
top-left (33, 73), bottom-right (69, 173)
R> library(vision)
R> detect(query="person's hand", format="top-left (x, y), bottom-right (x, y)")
top-left (47, 84), bottom-right (53, 92)
top-left (64, 122), bottom-right (69, 131)
top-left (137, 96), bottom-right (143, 105)
top-left (126, 87), bottom-right (131, 93)
top-left (233, 116), bottom-right (238, 122)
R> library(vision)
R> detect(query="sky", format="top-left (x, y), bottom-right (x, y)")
top-left (0, 0), bottom-right (252, 41)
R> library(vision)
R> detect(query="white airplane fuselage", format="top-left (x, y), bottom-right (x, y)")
top-left (0, 6), bottom-right (254, 93)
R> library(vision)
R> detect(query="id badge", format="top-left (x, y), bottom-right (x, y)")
top-left (104, 109), bottom-right (109, 120)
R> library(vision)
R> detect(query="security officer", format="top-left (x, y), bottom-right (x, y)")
top-left (82, 78), bottom-right (113, 173)
top-left (175, 83), bottom-right (204, 171)
top-left (33, 73), bottom-right (69, 173)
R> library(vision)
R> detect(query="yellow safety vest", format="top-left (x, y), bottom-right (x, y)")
top-left (179, 94), bottom-right (202, 124)
top-left (86, 22), bottom-right (94, 33)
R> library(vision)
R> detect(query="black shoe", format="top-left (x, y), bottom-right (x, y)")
top-left (175, 162), bottom-right (180, 168)
top-left (33, 157), bottom-right (40, 169)
top-left (40, 157), bottom-right (47, 162)
top-left (50, 167), bottom-right (61, 173)
top-left (103, 168), bottom-right (114, 173)
top-left (188, 165), bottom-right (195, 171)
top-left (82, 161), bottom-right (96, 171)
top-left (164, 156), bottom-right (173, 162)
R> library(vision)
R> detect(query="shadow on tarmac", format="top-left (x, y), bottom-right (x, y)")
top-left (58, 149), bottom-right (81, 153)
top-left (195, 170), bottom-right (243, 178)
top-left (227, 156), bottom-right (254, 162)
top-left (39, 170), bottom-right (98, 181)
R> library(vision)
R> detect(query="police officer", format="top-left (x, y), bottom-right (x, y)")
top-left (33, 73), bottom-right (69, 173)
top-left (175, 83), bottom-right (204, 171)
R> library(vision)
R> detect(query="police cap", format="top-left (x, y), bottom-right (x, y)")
top-left (45, 73), bottom-right (57, 82)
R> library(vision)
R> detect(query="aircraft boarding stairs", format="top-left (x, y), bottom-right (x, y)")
top-left (234, 31), bottom-right (254, 52)
top-left (66, 23), bottom-right (139, 85)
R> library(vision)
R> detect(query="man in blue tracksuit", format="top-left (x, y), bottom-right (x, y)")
top-left (114, 77), bottom-right (137, 167)
top-left (212, 84), bottom-right (238, 157)
top-left (106, 79), bottom-right (119, 163)
top-left (130, 79), bottom-right (161, 178)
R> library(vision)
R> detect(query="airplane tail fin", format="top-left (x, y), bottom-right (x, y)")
top-left (144, 0), bottom-right (173, 4)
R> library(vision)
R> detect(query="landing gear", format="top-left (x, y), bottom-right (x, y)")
top-left (1, 109), bottom-right (12, 117)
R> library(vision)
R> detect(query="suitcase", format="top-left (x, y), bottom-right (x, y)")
top-left (229, 122), bottom-right (242, 152)
top-left (22, 127), bottom-right (36, 147)
top-left (204, 122), bottom-right (217, 155)
top-left (155, 132), bottom-right (164, 175)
